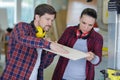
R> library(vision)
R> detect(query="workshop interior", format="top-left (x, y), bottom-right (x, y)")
top-left (0, 0), bottom-right (120, 80)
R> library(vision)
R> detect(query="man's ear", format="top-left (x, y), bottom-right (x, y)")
top-left (35, 15), bottom-right (40, 21)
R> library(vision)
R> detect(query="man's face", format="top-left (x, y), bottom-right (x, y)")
top-left (36, 13), bottom-right (55, 32)
top-left (79, 14), bottom-right (95, 33)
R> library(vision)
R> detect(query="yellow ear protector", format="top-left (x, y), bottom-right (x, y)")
top-left (36, 26), bottom-right (46, 38)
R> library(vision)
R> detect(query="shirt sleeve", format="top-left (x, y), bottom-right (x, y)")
top-left (12, 22), bottom-right (51, 49)
top-left (91, 55), bottom-right (100, 64)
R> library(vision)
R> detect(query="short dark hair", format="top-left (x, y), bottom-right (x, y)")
top-left (6, 27), bottom-right (13, 33)
top-left (80, 8), bottom-right (97, 19)
top-left (34, 4), bottom-right (56, 18)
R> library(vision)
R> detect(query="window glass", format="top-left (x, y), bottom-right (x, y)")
top-left (0, 0), bottom-right (14, 2)
top-left (0, 1), bottom-right (15, 28)
top-left (21, 0), bottom-right (34, 23)
top-left (0, 0), bottom-right (47, 29)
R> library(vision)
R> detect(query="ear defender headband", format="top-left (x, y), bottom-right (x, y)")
top-left (36, 26), bottom-right (46, 38)
top-left (76, 29), bottom-right (89, 39)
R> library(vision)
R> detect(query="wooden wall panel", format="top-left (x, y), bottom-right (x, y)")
top-left (47, 9), bottom-right (67, 41)
top-left (56, 10), bottom-right (67, 39)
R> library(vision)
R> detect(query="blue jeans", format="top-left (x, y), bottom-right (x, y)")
top-left (62, 79), bottom-right (66, 80)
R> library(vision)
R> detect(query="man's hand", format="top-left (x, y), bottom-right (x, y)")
top-left (44, 37), bottom-right (51, 42)
top-left (50, 42), bottom-right (69, 54)
top-left (86, 52), bottom-right (95, 61)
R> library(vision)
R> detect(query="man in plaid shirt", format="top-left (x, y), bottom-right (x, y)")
top-left (0, 4), bottom-right (67, 80)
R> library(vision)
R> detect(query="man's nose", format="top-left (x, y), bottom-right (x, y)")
top-left (84, 25), bottom-right (88, 29)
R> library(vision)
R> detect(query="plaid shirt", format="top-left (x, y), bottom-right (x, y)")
top-left (40, 25), bottom-right (103, 80)
top-left (0, 22), bottom-right (51, 80)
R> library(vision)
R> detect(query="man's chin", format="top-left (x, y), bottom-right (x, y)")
top-left (44, 26), bottom-right (51, 32)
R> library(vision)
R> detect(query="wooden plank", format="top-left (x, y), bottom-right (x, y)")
top-left (43, 44), bottom-right (89, 60)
